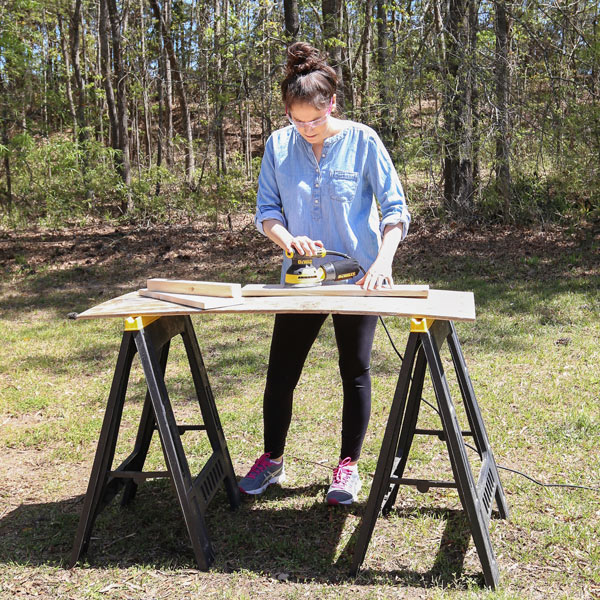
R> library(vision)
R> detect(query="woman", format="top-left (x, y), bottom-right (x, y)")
top-left (239, 41), bottom-right (410, 505)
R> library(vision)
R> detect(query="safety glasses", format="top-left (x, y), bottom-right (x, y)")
top-left (286, 97), bottom-right (334, 130)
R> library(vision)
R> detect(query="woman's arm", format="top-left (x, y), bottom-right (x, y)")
top-left (365, 133), bottom-right (411, 242)
top-left (263, 219), bottom-right (324, 256)
top-left (256, 136), bottom-right (323, 257)
top-left (356, 130), bottom-right (410, 290)
top-left (356, 222), bottom-right (404, 290)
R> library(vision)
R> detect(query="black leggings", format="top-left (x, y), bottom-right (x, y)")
top-left (263, 313), bottom-right (378, 462)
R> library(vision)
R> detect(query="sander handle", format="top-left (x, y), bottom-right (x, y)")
top-left (321, 258), bottom-right (361, 282)
top-left (285, 248), bottom-right (327, 259)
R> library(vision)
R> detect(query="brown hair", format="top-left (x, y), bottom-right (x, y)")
top-left (281, 42), bottom-right (337, 110)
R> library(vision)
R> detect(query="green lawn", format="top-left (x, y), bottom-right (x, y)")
top-left (0, 219), bottom-right (598, 599)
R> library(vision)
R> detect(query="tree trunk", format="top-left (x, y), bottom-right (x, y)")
top-left (495, 0), bottom-right (512, 221)
top-left (376, 0), bottom-right (391, 141)
top-left (322, 0), bottom-right (344, 111)
top-left (0, 74), bottom-right (12, 209)
top-left (433, 0), bottom-right (447, 66)
top-left (213, 0), bottom-right (227, 176)
top-left (156, 63), bottom-right (164, 196)
top-left (70, 0), bottom-right (89, 143)
top-left (442, 0), bottom-right (475, 219)
top-left (140, 0), bottom-right (152, 166)
top-left (41, 7), bottom-right (49, 137)
top-left (470, 0), bottom-right (480, 193)
top-left (340, 1), bottom-right (353, 116)
top-left (164, 0), bottom-right (173, 166)
top-left (134, 103), bottom-right (141, 178)
top-left (99, 0), bottom-right (119, 153)
top-left (149, 0), bottom-right (196, 185)
top-left (105, 0), bottom-right (132, 212)
top-left (283, 0), bottom-right (299, 41)
top-left (95, 0), bottom-right (105, 148)
top-left (360, 0), bottom-right (374, 105)
top-left (341, 0), bottom-right (354, 119)
top-left (57, 14), bottom-right (78, 139)
top-left (245, 101), bottom-right (251, 180)
top-left (2, 142), bottom-right (12, 209)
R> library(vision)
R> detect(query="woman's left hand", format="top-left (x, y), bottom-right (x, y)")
top-left (357, 223), bottom-right (403, 290)
top-left (357, 261), bottom-right (394, 290)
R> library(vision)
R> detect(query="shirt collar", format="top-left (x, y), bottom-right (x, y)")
top-left (291, 122), bottom-right (352, 150)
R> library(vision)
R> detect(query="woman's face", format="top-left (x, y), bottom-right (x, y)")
top-left (287, 98), bottom-right (335, 146)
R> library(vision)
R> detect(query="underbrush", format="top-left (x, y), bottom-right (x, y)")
top-left (2, 133), bottom-right (599, 231)
top-left (0, 133), bottom-right (258, 228)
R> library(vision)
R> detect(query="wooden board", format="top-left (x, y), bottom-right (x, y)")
top-left (147, 278), bottom-right (242, 298)
top-left (77, 292), bottom-right (203, 319)
top-left (242, 283), bottom-right (429, 298)
top-left (76, 289), bottom-right (475, 322)
top-left (139, 289), bottom-right (244, 309)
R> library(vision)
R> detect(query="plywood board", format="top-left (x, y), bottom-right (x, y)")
top-left (242, 283), bottom-right (429, 298)
top-left (76, 292), bottom-right (198, 319)
top-left (147, 278), bottom-right (242, 298)
top-left (76, 289), bottom-right (475, 322)
top-left (139, 289), bottom-right (244, 309)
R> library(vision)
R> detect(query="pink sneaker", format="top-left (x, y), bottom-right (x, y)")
top-left (326, 457), bottom-right (361, 505)
top-left (238, 453), bottom-right (286, 495)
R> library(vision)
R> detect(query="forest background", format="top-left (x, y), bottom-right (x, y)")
top-left (1, 2), bottom-right (600, 598)
top-left (1, 0), bottom-right (600, 227)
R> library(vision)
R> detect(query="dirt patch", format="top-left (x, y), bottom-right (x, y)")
top-left (0, 214), bottom-right (276, 291)
top-left (1, 216), bottom-right (598, 296)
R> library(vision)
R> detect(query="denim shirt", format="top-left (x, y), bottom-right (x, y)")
top-left (255, 121), bottom-right (411, 283)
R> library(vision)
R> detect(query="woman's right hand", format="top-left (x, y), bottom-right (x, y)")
top-left (262, 220), bottom-right (323, 256)
top-left (287, 235), bottom-right (324, 257)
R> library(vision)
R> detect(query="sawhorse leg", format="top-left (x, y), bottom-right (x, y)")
top-left (70, 315), bottom-right (240, 570)
top-left (352, 319), bottom-right (508, 589)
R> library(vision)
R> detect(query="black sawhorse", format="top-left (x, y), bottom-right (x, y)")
top-left (352, 318), bottom-right (509, 588)
top-left (69, 314), bottom-right (240, 570)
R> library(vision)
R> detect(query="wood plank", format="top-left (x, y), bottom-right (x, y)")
top-left (139, 289), bottom-right (244, 310)
top-left (242, 283), bottom-right (429, 298)
top-left (146, 278), bottom-right (242, 298)
top-left (76, 289), bottom-right (475, 322)
top-left (225, 290), bottom-right (474, 321)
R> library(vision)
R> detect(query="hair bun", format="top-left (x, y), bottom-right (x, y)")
top-left (286, 41), bottom-right (327, 77)
top-left (281, 41), bottom-right (337, 108)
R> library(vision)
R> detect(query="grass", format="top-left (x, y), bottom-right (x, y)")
top-left (0, 218), bottom-right (599, 599)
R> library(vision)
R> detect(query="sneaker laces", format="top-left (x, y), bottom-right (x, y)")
top-left (331, 457), bottom-right (353, 488)
top-left (246, 453), bottom-right (273, 480)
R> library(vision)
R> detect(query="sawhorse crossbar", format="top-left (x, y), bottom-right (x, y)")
top-left (69, 315), bottom-right (240, 570)
top-left (351, 318), bottom-right (509, 588)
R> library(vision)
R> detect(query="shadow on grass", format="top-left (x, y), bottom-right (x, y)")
top-left (0, 479), bottom-right (483, 589)
top-left (350, 507), bottom-right (485, 589)
top-left (0, 343), bottom-right (121, 376)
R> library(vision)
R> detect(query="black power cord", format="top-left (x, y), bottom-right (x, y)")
top-left (382, 330), bottom-right (600, 494)
top-left (320, 252), bottom-right (598, 493)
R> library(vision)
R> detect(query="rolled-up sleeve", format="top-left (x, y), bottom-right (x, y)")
top-left (255, 136), bottom-right (288, 235)
top-left (366, 133), bottom-right (411, 240)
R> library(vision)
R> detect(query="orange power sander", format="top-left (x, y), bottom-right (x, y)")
top-left (284, 248), bottom-right (362, 287)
